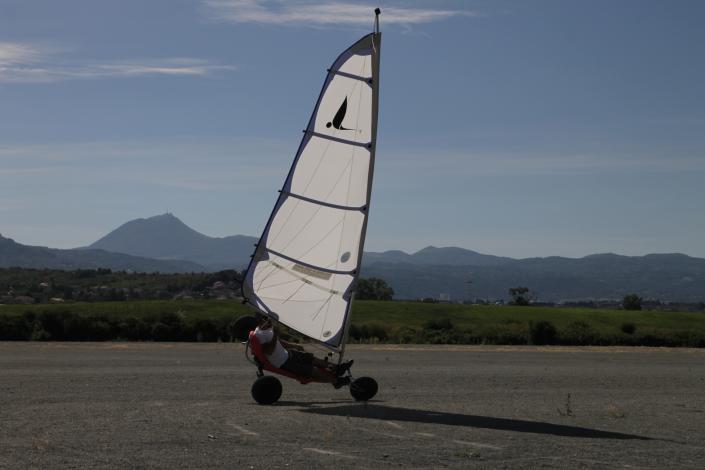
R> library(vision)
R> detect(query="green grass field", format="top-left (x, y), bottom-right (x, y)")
top-left (1, 299), bottom-right (704, 346)
top-left (353, 301), bottom-right (705, 334)
top-left (0, 299), bottom-right (248, 322)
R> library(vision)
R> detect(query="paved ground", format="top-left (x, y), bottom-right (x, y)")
top-left (1, 342), bottom-right (704, 469)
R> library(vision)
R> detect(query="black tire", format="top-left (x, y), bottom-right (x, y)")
top-left (251, 376), bottom-right (283, 405)
top-left (232, 315), bottom-right (260, 342)
top-left (350, 376), bottom-right (378, 401)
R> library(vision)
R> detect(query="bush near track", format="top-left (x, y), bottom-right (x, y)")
top-left (0, 300), bottom-right (704, 347)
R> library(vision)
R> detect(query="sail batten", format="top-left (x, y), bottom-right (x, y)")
top-left (303, 130), bottom-right (372, 149)
top-left (264, 248), bottom-right (356, 276)
top-left (282, 191), bottom-right (367, 212)
top-left (243, 32), bottom-right (381, 349)
top-left (326, 69), bottom-right (373, 84)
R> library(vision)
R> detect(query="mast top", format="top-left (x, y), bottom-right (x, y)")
top-left (374, 8), bottom-right (381, 34)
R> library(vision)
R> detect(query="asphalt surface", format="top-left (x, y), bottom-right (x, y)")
top-left (1, 342), bottom-right (704, 469)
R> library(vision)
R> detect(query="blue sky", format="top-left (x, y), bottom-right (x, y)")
top-left (1, 0), bottom-right (704, 258)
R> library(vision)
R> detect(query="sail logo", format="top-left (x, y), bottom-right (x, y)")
top-left (326, 97), bottom-right (354, 130)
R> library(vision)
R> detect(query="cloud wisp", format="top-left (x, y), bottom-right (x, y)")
top-left (203, 0), bottom-right (475, 27)
top-left (0, 137), bottom-right (289, 192)
top-left (0, 42), bottom-right (235, 84)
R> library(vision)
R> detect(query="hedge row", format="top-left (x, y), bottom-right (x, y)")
top-left (1, 311), bottom-right (704, 347)
top-left (0, 310), bottom-right (239, 342)
top-left (348, 319), bottom-right (705, 348)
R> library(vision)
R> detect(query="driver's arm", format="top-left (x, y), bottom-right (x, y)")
top-left (262, 329), bottom-right (278, 355)
top-left (280, 340), bottom-right (303, 351)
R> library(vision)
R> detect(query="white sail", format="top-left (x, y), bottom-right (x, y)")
top-left (243, 31), bottom-right (381, 349)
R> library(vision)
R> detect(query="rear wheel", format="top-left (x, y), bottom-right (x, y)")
top-left (251, 376), bottom-right (283, 405)
top-left (350, 376), bottom-right (378, 401)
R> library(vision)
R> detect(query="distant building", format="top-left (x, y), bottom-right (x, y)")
top-left (439, 293), bottom-right (451, 302)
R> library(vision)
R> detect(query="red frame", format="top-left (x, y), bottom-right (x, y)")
top-left (248, 331), bottom-right (334, 385)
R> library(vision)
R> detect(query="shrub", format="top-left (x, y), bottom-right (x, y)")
top-left (151, 322), bottom-right (172, 341)
top-left (117, 317), bottom-right (151, 340)
top-left (423, 318), bottom-right (454, 331)
top-left (348, 322), bottom-right (389, 342)
top-left (529, 321), bottom-right (557, 345)
top-left (0, 315), bottom-right (31, 340)
top-left (508, 287), bottom-right (532, 306)
top-left (480, 323), bottom-right (528, 345)
top-left (30, 325), bottom-right (50, 341)
top-left (562, 321), bottom-right (596, 345)
top-left (63, 314), bottom-right (93, 340)
top-left (356, 278), bottom-right (394, 301)
top-left (193, 319), bottom-right (220, 342)
top-left (392, 327), bottom-right (421, 344)
top-left (37, 310), bottom-right (68, 340)
top-left (87, 318), bottom-right (115, 341)
top-left (621, 323), bottom-right (636, 335)
top-left (622, 294), bottom-right (642, 311)
top-left (149, 312), bottom-right (186, 341)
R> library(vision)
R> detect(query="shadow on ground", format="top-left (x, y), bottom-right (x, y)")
top-left (274, 400), bottom-right (360, 407)
top-left (300, 404), bottom-right (651, 440)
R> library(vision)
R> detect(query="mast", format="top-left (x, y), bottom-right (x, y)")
top-left (338, 8), bottom-right (381, 363)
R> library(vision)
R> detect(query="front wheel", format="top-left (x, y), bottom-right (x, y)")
top-left (350, 376), bottom-right (378, 401)
top-left (251, 375), bottom-right (282, 405)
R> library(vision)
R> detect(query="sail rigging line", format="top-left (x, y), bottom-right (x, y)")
top-left (259, 296), bottom-right (333, 304)
top-left (280, 144), bottom-right (360, 216)
top-left (283, 279), bottom-right (309, 303)
top-left (310, 294), bottom-right (334, 323)
top-left (267, 146), bottom-right (325, 246)
top-left (256, 249), bottom-right (353, 294)
top-left (254, 261), bottom-right (283, 292)
top-left (259, 262), bottom-right (342, 296)
top-left (256, 276), bottom-right (305, 291)
top-left (293, 217), bottom-right (346, 263)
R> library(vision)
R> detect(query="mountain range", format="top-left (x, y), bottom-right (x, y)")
top-left (2, 213), bottom-right (704, 301)
top-left (88, 213), bottom-right (256, 270)
top-left (0, 232), bottom-right (200, 273)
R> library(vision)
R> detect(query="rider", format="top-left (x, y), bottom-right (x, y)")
top-left (253, 316), bottom-right (353, 387)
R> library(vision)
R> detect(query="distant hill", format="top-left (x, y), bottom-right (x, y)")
top-left (0, 234), bottom-right (203, 273)
top-left (88, 213), bottom-right (256, 270)
top-left (365, 246), bottom-right (513, 267)
top-left (362, 252), bottom-right (705, 302)
top-left (4, 213), bottom-right (704, 301)
top-left (87, 215), bottom-right (513, 271)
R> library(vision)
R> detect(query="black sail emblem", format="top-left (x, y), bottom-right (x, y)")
top-left (326, 97), bottom-right (352, 130)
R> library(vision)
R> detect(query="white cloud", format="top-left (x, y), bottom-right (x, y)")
top-left (379, 148), bottom-right (705, 178)
top-left (203, 0), bottom-right (475, 27)
top-left (0, 42), bottom-right (42, 65)
top-left (0, 138), bottom-right (288, 192)
top-left (0, 43), bottom-right (235, 84)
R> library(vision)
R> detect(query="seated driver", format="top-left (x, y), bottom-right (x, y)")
top-left (253, 316), bottom-right (352, 387)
